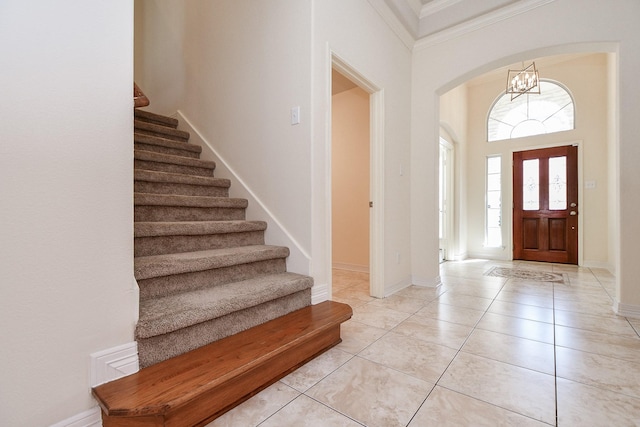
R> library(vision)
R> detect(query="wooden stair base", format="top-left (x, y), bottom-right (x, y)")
top-left (92, 301), bottom-right (352, 427)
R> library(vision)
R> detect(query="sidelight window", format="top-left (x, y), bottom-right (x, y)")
top-left (486, 156), bottom-right (502, 247)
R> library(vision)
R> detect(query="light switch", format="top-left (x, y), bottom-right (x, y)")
top-left (585, 180), bottom-right (597, 189)
top-left (291, 106), bottom-right (300, 125)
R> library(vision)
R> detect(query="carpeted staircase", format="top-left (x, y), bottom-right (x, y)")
top-left (133, 109), bottom-right (314, 368)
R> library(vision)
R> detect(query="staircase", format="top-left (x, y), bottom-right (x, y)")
top-left (131, 109), bottom-right (319, 368)
top-left (92, 105), bottom-right (352, 426)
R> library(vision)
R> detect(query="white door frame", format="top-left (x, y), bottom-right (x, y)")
top-left (330, 53), bottom-right (385, 298)
top-left (439, 137), bottom-right (454, 262)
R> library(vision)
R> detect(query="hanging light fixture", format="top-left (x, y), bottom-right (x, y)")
top-left (506, 62), bottom-right (540, 100)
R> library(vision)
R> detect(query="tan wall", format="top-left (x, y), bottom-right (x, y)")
top-left (465, 54), bottom-right (610, 267)
top-left (332, 87), bottom-right (370, 270)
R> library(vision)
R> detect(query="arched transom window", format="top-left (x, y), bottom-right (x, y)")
top-left (488, 80), bottom-right (575, 142)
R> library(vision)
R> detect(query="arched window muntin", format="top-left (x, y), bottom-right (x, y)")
top-left (487, 79), bottom-right (575, 142)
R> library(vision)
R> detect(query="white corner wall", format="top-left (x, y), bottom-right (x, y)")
top-left (140, 0), bottom-right (315, 277)
top-left (412, 0), bottom-right (640, 312)
top-left (135, 0), bottom-right (414, 298)
top-left (313, 0), bottom-right (414, 294)
top-left (439, 85), bottom-right (469, 261)
top-left (134, 0), bottom-right (186, 116)
top-left (0, 2), bottom-right (136, 426)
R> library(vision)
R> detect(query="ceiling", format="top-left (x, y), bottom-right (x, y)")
top-left (385, 0), bottom-right (520, 39)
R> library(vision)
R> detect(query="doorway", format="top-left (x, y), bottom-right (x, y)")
top-left (331, 69), bottom-right (370, 276)
top-left (329, 55), bottom-right (385, 298)
top-left (513, 145), bottom-right (578, 264)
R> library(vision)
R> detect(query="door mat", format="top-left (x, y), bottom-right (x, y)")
top-left (485, 267), bottom-right (567, 283)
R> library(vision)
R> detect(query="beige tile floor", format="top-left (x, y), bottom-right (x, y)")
top-left (208, 260), bottom-right (640, 426)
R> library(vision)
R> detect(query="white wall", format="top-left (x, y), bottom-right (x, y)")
top-left (439, 85), bottom-right (469, 260)
top-left (313, 0), bottom-right (414, 295)
top-left (607, 53), bottom-right (618, 276)
top-left (464, 54), bottom-right (610, 268)
top-left (332, 87), bottom-right (370, 271)
top-left (138, 0), bottom-right (314, 276)
top-left (134, 0), bottom-right (186, 116)
top-left (412, 0), bottom-right (640, 313)
top-left (135, 0), bottom-right (414, 298)
top-left (0, 1), bottom-right (136, 426)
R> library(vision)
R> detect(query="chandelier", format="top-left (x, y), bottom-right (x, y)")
top-left (506, 62), bottom-right (540, 100)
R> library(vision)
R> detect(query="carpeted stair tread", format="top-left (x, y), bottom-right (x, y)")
top-left (134, 169), bottom-right (230, 188)
top-left (127, 110), bottom-right (321, 372)
top-left (136, 272), bottom-right (314, 338)
top-left (135, 119), bottom-right (190, 141)
top-left (135, 220), bottom-right (267, 237)
top-left (134, 244), bottom-right (290, 280)
top-left (134, 193), bottom-right (248, 209)
top-left (135, 132), bottom-right (202, 156)
top-left (134, 109), bottom-right (179, 128)
top-left (134, 150), bottom-right (216, 170)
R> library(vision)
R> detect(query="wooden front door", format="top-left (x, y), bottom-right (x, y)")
top-left (513, 145), bottom-right (578, 264)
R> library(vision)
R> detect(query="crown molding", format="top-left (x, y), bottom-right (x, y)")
top-left (368, 0), bottom-right (417, 50)
top-left (419, 0), bottom-right (464, 18)
top-left (414, 0), bottom-right (556, 51)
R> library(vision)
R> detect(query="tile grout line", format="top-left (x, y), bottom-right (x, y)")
top-left (552, 270), bottom-right (561, 427)
top-left (405, 272), bottom-right (512, 426)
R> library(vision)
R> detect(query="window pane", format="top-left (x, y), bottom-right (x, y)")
top-left (487, 174), bottom-right (501, 192)
top-left (523, 159), bottom-right (539, 211)
top-left (487, 156), bottom-right (501, 174)
top-left (487, 191), bottom-right (501, 209)
top-left (487, 227), bottom-right (501, 248)
top-left (486, 156), bottom-right (502, 247)
top-left (549, 156), bottom-right (567, 210)
top-left (487, 208), bottom-right (501, 228)
top-left (511, 119), bottom-right (546, 139)
top-left (488, 81), bottom-right (574, 142)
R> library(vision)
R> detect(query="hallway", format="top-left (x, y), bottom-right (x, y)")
top-left (208, 261), bottom-right (640, 426)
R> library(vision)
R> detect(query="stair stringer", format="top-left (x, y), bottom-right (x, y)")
top-left (175, 110), bottom-right (329, 303)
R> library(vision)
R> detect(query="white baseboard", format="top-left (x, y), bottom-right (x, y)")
top-left (582, 260), bottom-right (614, 273)
top-left (447, 252), bottom-right (468, 261)
top-left (467, 250), bottom-right (511, 261)
top-left (52, 343), bottom-right (140, 427)
top-left (384, 275), bottom-right (413, 297)
top-left (411, 274), bottom-right (442, 288)
top-left (312, 282), bottom-right (330, 304)
top-left (90, 342), bottom-right (139, 387)
top-left (49, 407), bottom-right (102, 427)
top-left (614, 300), bottom-right (640, 319)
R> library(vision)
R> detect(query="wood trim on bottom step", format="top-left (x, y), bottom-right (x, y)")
top-left (92, 301), bottom-right (352, 427)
